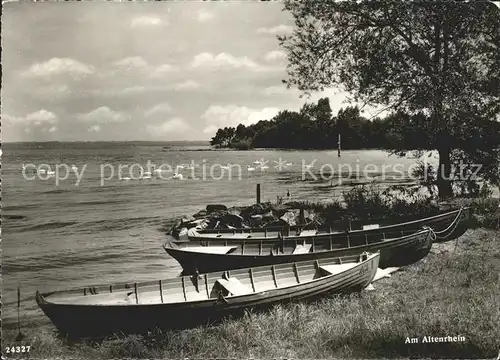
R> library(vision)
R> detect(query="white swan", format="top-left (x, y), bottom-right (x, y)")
top-left (220, 164), bottom-right (231, 170)
top-left (71, 165), bottom-right (78, 172)
top-left (140, 171), bottom-right (152, 180)
top-left (285, 162), bottom-right (293, 167)
top-left (172, 173), bottom-right (184, 180)
top-left (22, 164), bottom-right (38, 174)
top-left (38, 169), bottom-right (47, 174)
top-left (47, 170), bottom-right (56, 176)
top-left (119, 170), bottom-right (132, 181)
top-left (259, 164), bottom-right (269, 170)
top-left (247, 165), bottom-right (256, 172)
top-left (253, 160), bottom-right (262, 165)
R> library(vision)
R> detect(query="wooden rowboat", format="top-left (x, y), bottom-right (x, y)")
top-left (36, 252), bottom-right (379, 339)
top-left (165, 227), bottom-right (433, 275)
top-left (185, 207), bottom-right (468, 243)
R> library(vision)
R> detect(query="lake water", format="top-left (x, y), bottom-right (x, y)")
top-left (1, 142), bottom-right (425, 331)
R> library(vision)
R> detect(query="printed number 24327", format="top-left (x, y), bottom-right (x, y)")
top-left (5, 346), bottom-right (31, 354)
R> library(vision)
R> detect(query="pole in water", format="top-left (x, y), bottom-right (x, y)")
top-left (337, 134), bottom-right (341, 157)
top-left (256, 183), bottom-right (261, 204)
top-left (15, 286), bottom-right (25, 341)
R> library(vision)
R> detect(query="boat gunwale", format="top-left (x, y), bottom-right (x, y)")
top-left (36, 253), bottom-right (380, 308)
top-left (186, 208), bottom-right (465, 241)
top-left (196, 208), bottom-right (465, 234)
top-left (166, 228), bottom-right (431, 258)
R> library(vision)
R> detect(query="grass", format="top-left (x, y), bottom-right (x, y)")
top-left (3, 227), bottom-right (499, 359)
top-left (451, 197), bottom-right (500, 229)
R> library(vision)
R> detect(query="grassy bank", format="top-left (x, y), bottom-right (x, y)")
top-left (3, 227), bottom-right (499, 359)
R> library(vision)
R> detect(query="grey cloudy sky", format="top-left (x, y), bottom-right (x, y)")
top-left (2, 2), bottom-right (353, 142)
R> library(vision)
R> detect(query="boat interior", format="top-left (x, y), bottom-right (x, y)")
top-left (40, 254), bottom-right (373, 306)
top-left (170, 229), bottom-right (427, 256)
top-left (190, 209), bottom-right (462, 239)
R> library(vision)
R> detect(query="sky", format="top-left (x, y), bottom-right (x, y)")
top-left (2, 1), bottom-right (358, 142)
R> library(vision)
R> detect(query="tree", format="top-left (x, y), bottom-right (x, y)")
top-left (235, 124), bottom-right (247, 139)
top-left (279, 1), bottom-right (500, 198)
top-left (298, 97), bottom-right (334, 148)
top-left (210, 128), bottom-right (225, 148)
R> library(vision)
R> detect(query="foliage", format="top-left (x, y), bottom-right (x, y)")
top-left (210, 127), bottom-right (236, 148)
top-left (209, 99), bottom-right (411, 150)
top-left (230, 138), bottom-right (253, 150)
top-left (279, 1), bottom-right (500, 198)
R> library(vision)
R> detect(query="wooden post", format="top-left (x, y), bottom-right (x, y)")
top-left (271, 266), bottom-right (278, 288)
top-left (338, 134), bottom-right (341, 157)
top-left (293, 263), bottom-right (301, 284)
top-left (249, 268), bottom-right (256, 292)
top-left (159, 280), bottom-right (164, 303)
top-left (17, 288), bottom-right (21, 335)
top-left (182, 277), bottom-right (187, 301)
top-left (256, 183), bottom-right (261, 204)
top-left (205, 274), bottom-right (210, 298)
top-left (15, 287), bottom-right (25, 341)
top-left (134, 283), bottom-right (139, 304)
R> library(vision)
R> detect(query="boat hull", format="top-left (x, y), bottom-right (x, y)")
top-left (165, 229), bottom-right (432, 275)
top-left (187, 208), bottom-right (467, 243)
top-left (36, 254), bottom-right (379, 339)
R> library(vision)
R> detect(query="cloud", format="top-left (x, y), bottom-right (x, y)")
top-left (119, 86), bottom-right (149, 95)
top-left (114, 56), bottom-right (149, 71)
top-left (47, 126), bottom-right (58, 133)
top-left (22, 58), bottom-right (94, 79)
top-left (264, 50), bottom-right (287, 62)
top-left (31, 84), bottom-right (71, 101)
top-left (146, 118), bottom-right (192, 137)
top-left (112, 57), bottom-right (175, 78)
top-left (201, 105), bottom-right (280, 134)
top-left (26, 110), bottom-right (59, 125)
top-left (190, 52), bottom-right (260, 70)
top-left (145, 103), bottom-right (173, 117)
top-left (4, 110), bottom-right (59, 125)
top-left (262, 85), bottom-right (301, 96)
top-left (149, 63), bottom-right (177, 78)
top-left (174, 80), bottom-right (201, 91)
top-left (197, 9), bottom-right (214, 22)
top-left (131, 16), bottom-right (164, 28)
top-left (257, 24), bottom-right (293, 35)
top-left (78, 106), bottom-right (128, 124)
top-left (88, 125), bottom-right (101, 132)
top-left (109, 85), bottom-right (173, 97)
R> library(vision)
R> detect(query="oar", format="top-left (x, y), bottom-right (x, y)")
top-left (15, 286), bottom-right (25, 341)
